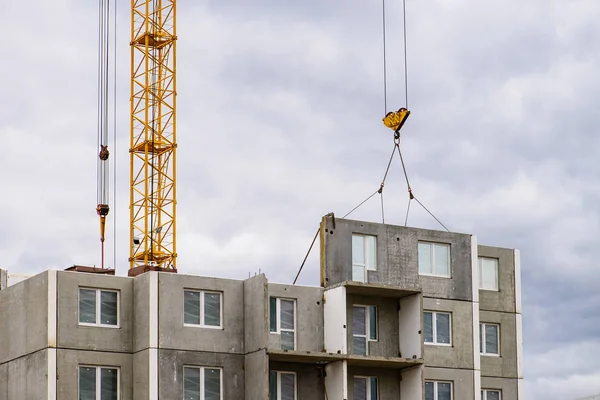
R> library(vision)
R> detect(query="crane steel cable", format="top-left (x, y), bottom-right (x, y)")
top-left (402, 0), bottom-right (409, 107)
top-left (112, 0), bottom-right (117, 270)
top-left (382, 0), bottom-right (388, 114)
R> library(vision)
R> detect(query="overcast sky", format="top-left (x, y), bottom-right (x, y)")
top-left (1, 0), bottom-right (599, 398)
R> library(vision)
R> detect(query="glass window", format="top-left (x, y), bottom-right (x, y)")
top-left (269, 371), bottom-right (296, 400)
top-left (479, 257), bottom-right (499, 291)
top-left (418, 242), bottom-right (451, 277)
top-left (482, 390), bottom-right (501, 400)
top-left (425, 381), bottom-right (453, 400)
top-left (352, 234), bottom-right (377, 282)
top-left (480, 323), bottom-right (500, 355)
top-left (79, 288), bottom-right (119, 327)
top-left (78, 366), bottom-right (119, 400)
top-left (183, 366), bottom-right (222, 400)
top-left (424, 311), bottom-right (451, 345)
top-left (353, 305), bottom-right (378, 355)
top-left (353, 376), bottom-right (378, 400)
top-left (184, 290), bottom-right (222, 328)
top-left (270, 298), bottom-right (296, 350)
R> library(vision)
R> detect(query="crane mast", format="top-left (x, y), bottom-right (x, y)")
top-left (129, 0), bottom-right (177, 274)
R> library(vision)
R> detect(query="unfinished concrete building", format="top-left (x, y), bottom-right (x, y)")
top-left (0, 217), bottom-right (523, 399)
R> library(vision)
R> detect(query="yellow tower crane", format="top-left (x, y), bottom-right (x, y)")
top-left (129, 0), bottom-right (177, 276)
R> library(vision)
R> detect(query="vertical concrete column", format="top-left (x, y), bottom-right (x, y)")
top-left (47, 270), bottom-right (57, 400)
top-left (325, 361), bottom-right (347, 399)
top-left (148, 272), bottom-right (159, 400)
top-left (514, 249), bottom-right (524, 399)
top-left (323, 286), bottom-right (347, 354)
top-left (0, 269), bottom-right (6, 290)
top-left (471, 236), bottom-right (481, 399)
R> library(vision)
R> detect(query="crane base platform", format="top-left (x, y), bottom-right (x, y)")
top-left (128, 265), bottom-right (178, 277)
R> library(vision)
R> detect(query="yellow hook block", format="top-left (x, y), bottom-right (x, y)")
top-left (383, 108), bottom-right (410, 132)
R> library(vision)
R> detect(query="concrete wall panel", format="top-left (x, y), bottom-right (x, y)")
top-left (324, 361), bottom-right (347, 400)
top-left (244, 274), bottom-right (268, 353)
top-left (6, 349), bottom-right (48, 400)
top-left (480, 311), bottom-right (518, 379)
top-left (159, 349), bottom-right (245, 400)
top-left (133, 271), bottom-right (151, 352)
top-left (268, 283), bottom-right (324, 352)
top-left (423, 298), bottom-right (474, 370)
top-left (133, 350), bottom-right (150, 400)
top-left (323, 286), bottom-right (347, 354)
top-left (401, 366), bottom-right (424, 400)
top-left (478, 245), bottom-right (516, 313)
top-left (399, 293), bottom-right (423, 359)
top-left (348, 366), bottom-right (400, 400)
top-left (0, 271), bottom-right (48, 364)
top-left (57, 271), bottom-right (133, 353)
top-left (425, 367), bottom-right (475, 400)
top-left (56, 349), bottom-right (133, 400)
top-left (245, 350), bottom-right (268, 400)
top-left (0, 362), bottom-right (6, 400)
top-left (158, 273), bottom-right (245, 353)
top-left (480, 377), bottom-right (519, 400)
top-left (270, 361), bottom-right (325, 400)
top-left (347, 295), bottom-right (399, 358)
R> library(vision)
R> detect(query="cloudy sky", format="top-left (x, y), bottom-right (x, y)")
top-left (1, 0), bottom-right (599, 398)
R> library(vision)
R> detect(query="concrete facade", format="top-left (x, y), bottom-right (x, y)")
top-left (0, 217), bottom-right (523, 399)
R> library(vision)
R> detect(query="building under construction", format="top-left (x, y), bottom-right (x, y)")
top-left (0, 217), bottom-right (523, 399)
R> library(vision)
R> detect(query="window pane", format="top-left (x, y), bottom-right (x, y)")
top-left (79, 367), bottom-right (96, 400)
top-left (481, 259), bottom-right (498, 290)
top-left (352, 265), bottom-right (366, 282)
top-left (183, 367), bottom-right (200, 400)
top-left (204, 293), bottom-right (221, 327)
top-left (281, 331), bottom-right (295, 350)
top-left (280, 373), bottom-right (295, 400)
top-left (270, 297), bottom-right (277, 332)
top-left (480, 324), bottom-right (483, 353)
top-left (436, 313), bottom-right (451, 344)
top-left (204, 368), bottom-right (221, 400)
top-left (418, 243), bottom-right (432, 274)
top-left (100, 291), bottom-right (118, 326)
top-left (366, 236), bottom-right (377, 270)
top-left (184, 291), bottom-right (201, 325)
top-left (79, 289), bottom-right (97, 324)
top-left (423, 312), bottom-right (433, 343)
top-left (438, 382), bottom-right (452, 400)
top-left (370, 377), bottom-right (378, 400)
top-left (353, 336), bottom-right (367, 356)
top-left (487, 390), bottom-right (500, 400)
top-left (485, 325), bottom-right (499, 354)
top-left (353, 377), bottom-right (367, 400)
top-left (269, 371), bottom-right (277, 400)
top-left (280, 300), bottom-right (295, 330)
top-left (100, 368), bottom-right (118, 400)
top-left (435, 244), bottom-right (450, 276)
top-left (369, 306), bottom-right (377, 340)
top-left (352, 235), bottom-right (365, 265)
top-left (353, 307), bottom-right (366, 336)
top-left (425, 382), bottom-right (434, 400)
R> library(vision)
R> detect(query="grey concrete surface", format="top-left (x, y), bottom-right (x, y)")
top-left (0, 269), bottom-right (6, 290)
top-left (5, 349), bottom-right (48, 400)
top-left (478, 245), bottom-right (516, 313)
top-left (57, 271), bottom-right (133, 353)
top-left (133, 271), bottom-right (151, 352)
top-left (132, 350), bottom-right (150, 400)
top-left (424, 366), bottom-right (475, 399)
top-left (57, 349), bottom-right (132, 399)
top-left (0, 271), bottom-right (48, 364)
top-left (422, 298), bottom-right (475, 370)
top-left (346, 295), bottom-right (400, 358)
top-left (480, 377), bottom-right (519, 399)
top-left (158, 273), bottom-right (245, 353)
top-left (270, 361), bottom-right (326, 400)
top-left (244, 274), bottom-right (268, 353)
top-left (268, 283), bottom-right (324, 352)
top-left (480, 310), bottom-right (518, 379)
top-left (245, 350), bottom-right (268, 400)
top-left (347, 367), bottom-right (400, 400)
top-left (159, 349), bottom-right (244, 399)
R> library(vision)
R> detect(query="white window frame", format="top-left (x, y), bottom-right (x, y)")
top-left (354, 375), bottom-right (378, 400)
top-left (481, 389), bottom-right (502, 400)
top-left (78, 365), bottom-right (120, 400)
top-left (352, 305), bottom-right (378, 355)
top-left (78, 288), bottom-right (120, 328)
top-left (480, 323), bottom-right (500, 356)
top-left (423, 311), bottom-right (452, 346)
top-left (425, 380), bottom-right (453, 400)
top-left (352, 234), bottom-right (377, 282)
top-left (183, 290), bottom-right (223, 329)
top-left (183, 366), bottom-right (223, 400)
top-left (270, 370), bottom-right (297, 400)
top-left (418, 241), bottom-right (451, 278)
top-left (479, 257), bottom-right (499, 291)
top-left (270, 297), bottom-right (297, 350)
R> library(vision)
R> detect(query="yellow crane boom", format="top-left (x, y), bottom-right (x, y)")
top-left (129, 0), bottom-right (177, 275)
